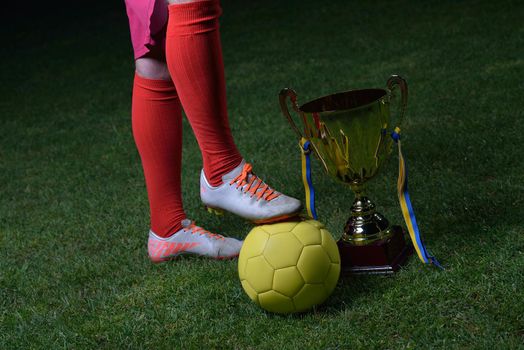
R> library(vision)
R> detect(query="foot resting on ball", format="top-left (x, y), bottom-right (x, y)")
top-left (200, 160), bottom-right (302, 223)
top-left (148, 219), bottom-right (243, 263)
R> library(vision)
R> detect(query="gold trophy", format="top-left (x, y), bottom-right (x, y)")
top-left (279, 75), bottom-right (413, 274)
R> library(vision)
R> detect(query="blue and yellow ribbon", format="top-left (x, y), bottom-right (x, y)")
top-left (391, 127), bottom-right (443, 269)
top-left (299, 137), bottom-right (318, 220)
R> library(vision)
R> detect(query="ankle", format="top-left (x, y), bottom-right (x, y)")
top-left (204, 156), bottom-right (243, 187)
top-left (151, 215), bottom-right (187, 238)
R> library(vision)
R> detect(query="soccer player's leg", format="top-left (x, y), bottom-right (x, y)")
top-left (126, 0), bottom-right (242, 262)
top-left (165, 0), bottom-right (302, 223)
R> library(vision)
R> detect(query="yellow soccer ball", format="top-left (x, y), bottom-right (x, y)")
top-left (238, 220), bottom-right (340, 314)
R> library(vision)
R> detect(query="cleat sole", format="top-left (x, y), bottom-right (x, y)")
top-left (206, 206), bottom-right (225, 216)
top-left (204, 205), bottom-right (303, 224)
top-left (252, 212), bottom-right (302, 224)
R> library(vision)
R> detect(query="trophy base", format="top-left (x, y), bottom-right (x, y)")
top-left (337, 225), bottom-right (413, 275)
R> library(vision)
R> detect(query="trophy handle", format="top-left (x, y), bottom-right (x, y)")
top-left (279, 88), bottom-right (304, 138)
top-left (386, 75), bottom-right (408, 128)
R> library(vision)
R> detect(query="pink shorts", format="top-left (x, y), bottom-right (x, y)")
top-left (125, 0), bottom-right (168, 59)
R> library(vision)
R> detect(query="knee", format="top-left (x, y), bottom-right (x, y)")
top-left (135, 58), bottom-right (171, 80)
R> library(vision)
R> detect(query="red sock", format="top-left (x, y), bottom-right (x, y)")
top-left (166, 0), bottom-right (242, 187)
top-left (132, 74), bottom-right (186, 237)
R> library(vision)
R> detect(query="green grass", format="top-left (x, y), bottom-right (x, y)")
top-left (1, 0), bottom-right (523, 348)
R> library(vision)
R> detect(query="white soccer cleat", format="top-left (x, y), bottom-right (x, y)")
top-left (148, 219), bottom-right (243, 263)
top-left (200, 160), bottom-right (302, 223)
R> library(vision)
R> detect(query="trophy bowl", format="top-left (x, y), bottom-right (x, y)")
top-left (280, 75), bottom-right (413, 274)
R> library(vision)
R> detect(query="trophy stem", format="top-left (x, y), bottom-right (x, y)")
top-left (350, 182), bottom-right (365, 199)
top-left (341, 187), bottom-right (392, 246)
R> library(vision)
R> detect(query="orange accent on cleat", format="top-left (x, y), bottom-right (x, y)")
top-left (252, 213), bottom-right (302, 224)
top-left (148, 219), bottom-right (242, 262)
top-left (229, 163), bottom-right (280, 201)
top-left (148, 239), bottom-right (202, 263)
